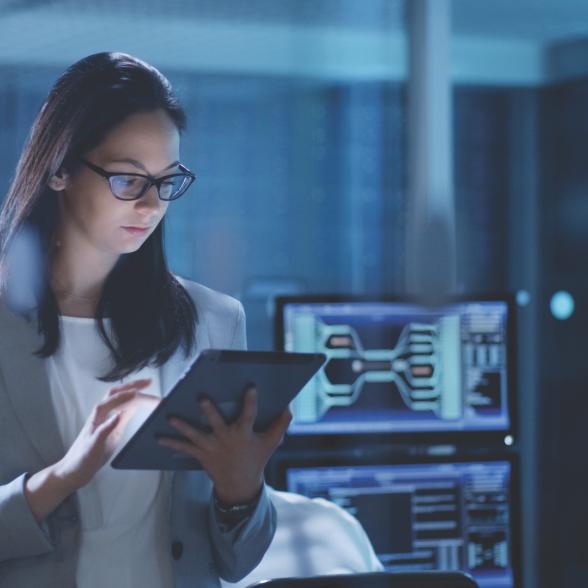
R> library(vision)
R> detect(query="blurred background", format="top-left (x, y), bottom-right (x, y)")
top-left (1, 1), bottom-right (587, 587)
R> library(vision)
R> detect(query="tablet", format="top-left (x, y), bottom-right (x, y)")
top-left (111, 349), bottom-right (326, 470)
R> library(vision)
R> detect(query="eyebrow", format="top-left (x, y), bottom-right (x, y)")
top-left (106, 158), bottom-right (180, 175)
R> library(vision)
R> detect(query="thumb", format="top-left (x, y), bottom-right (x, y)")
top-left (263, 407), bottom-right (292, 448)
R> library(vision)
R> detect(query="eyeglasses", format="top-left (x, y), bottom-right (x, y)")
top-left (79, 157), bottom-right (196, 201)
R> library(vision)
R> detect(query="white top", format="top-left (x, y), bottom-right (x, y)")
top-left (44, 315), bottom-right (174, 588)
top-left (221, 488), bottom-right (384, 588)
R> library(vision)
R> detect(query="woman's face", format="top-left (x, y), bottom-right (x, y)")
top-left (57, 108), bottom-right (180, 255)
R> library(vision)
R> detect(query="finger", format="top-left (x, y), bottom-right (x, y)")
top-left (237, 386), bottom-right (257, 430)
top-left (262, 407), bottom-right (293, 448)
top-left (106, 378), bottom-right (152, 398)
top-left (157, 437), bottom-right (203, 461)
top-left (94, 390), bottom-right (160, 432)
top-left (168, 417), bottom-right (210, 448)
top-left (93, 390), bottom-right (137, 425)
top-left (107, 379), bottom-right (152, 398)
top-left (100, 389), bottom-right (137, 412)
top-left (94, 411), bottom-right (120, 441)
top-left (132, 392), bottom-right (162, 408)
top-left (199, 397), bottom-right (229, 435)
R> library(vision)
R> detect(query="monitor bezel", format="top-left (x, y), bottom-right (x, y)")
top-left (274, 293), bottom-right (517, 446)
top-left (271, 450), bottom-right (521, 588)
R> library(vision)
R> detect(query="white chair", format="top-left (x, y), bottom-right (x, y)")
top-left (220, 488), bottom-right (384, 588)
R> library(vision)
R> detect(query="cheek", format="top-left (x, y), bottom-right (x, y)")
top-left (66, 190), bottom-right (124, 241)
top-left (84, 195), bottom-right (120, 231)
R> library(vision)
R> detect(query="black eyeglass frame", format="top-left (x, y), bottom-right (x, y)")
top-left (79, 157), bottom-right (196, 201)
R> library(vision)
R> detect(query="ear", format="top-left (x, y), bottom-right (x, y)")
top-left (48, 168), bottom-right (70, 192)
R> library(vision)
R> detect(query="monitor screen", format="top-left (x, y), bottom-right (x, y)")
top-left (286, 460), bottom-right (515, 588)
top-left (277, 298), bottom-right (512, 435)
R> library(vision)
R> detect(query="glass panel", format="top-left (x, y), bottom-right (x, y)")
top-left (163, 0), bottom-right (409, 349)
top-left (0, 0), bottom-right (408, 350)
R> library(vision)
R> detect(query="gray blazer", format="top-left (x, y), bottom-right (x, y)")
top-left (0, 276), bottom-right (276, 587)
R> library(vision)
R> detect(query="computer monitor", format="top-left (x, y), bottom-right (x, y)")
top-left (275, 296), bottom-right (514, 437)
top-left (285, 457), bottom-right (518, 588)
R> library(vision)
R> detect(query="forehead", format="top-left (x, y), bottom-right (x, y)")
top-left (94, 110), bottom-right (180, 169)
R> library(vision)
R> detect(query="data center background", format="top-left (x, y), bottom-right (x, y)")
top-left (1, 1), bottom-right (588, 586)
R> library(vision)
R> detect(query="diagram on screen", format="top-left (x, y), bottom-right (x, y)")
top-left (282, 301), bottom-right (510, 434)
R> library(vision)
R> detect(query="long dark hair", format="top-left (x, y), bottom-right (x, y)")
top-left (0, 51), bottom-right (198, 382)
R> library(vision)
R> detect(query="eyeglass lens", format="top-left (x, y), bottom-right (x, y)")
top-left (109, 174), bottom-right (191, 200)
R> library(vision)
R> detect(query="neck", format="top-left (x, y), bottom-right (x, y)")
top-left (50, 232), bottom-right (119, 310)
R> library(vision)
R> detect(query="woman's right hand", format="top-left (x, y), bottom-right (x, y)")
top-left (53, 378), bottom-right (159, 491)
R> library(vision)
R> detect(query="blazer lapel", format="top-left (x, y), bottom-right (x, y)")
top-left (160, 318), bottom-right (210, 397)
top-left (0, 304), bottom-right (66, 466)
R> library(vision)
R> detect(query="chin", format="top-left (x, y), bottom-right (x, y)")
top-left (128, 244), bottom-right (145, 253)
top-left (119, 241), bottom-right (145, 254)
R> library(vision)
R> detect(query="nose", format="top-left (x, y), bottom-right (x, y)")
top-left (134, 183), bottom-right (165, 213)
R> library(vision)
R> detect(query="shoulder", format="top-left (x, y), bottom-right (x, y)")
top-left (172, 274), bottom-right (246, 350)
top-left (267, 488), bottom-right (372, 541)
top-left (173, 274), bottom-right (243, 319)
top-left (0, 294), bottom-right (36, 347)
top-left (268, 489), bottom-right (355, 523)
top-left (261, 489), bottom-right (383, 573)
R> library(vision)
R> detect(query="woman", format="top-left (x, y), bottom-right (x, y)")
top-left (0, 51), bottom-right (291, 588)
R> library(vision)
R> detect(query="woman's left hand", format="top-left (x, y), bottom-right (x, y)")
top-left (157, 387), bottom-right (292, 505)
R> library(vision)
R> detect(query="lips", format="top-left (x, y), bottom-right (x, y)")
top-left (122, 226), bottom-right (150, 236)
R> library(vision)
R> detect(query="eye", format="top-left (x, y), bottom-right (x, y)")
top-left (110, 175), bottom-right (149, 198)
top-left (120, 176), bottom-right (140, 186)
